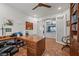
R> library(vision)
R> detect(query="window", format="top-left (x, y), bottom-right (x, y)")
top-left (5, 28), bottom-right (12, 32)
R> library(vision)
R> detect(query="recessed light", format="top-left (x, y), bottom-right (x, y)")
top-left (58, 7), bottom-right (61, 10)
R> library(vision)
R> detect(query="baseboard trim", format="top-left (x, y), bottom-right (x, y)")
top-left (56, 41), bottom-right (65, 45)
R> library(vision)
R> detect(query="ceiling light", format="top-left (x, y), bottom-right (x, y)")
top-left (58, 7), bottom-right (61, 10)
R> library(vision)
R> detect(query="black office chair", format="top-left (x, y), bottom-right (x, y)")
top-left (8, 32), bottom-right (25, 47)
top-left (15, 32), bottom-right (25, 47)
top-left (6, 39), bottom-right (18, 46)
top-left (0, 40), bottom-right (19, 56)
top-left (62, 35), bottom-right (70, 50)
top-left (10, 33), bottom-right (17, 37)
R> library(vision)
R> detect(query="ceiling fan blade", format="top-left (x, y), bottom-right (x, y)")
top-left (32, 3), bottom-right (51, 10)
top-left (40, 3), bottom-right (51, 8)
top-left (32, 4), bottom-right (39, 10)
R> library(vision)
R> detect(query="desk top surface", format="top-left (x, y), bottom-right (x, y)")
top-left (17, 35), bottom-right (43, 42)
top-left (0, 35), bottom-right (43, 42)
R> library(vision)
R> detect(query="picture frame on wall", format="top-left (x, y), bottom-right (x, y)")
top-left (26, 21), bottom-right (33, 30)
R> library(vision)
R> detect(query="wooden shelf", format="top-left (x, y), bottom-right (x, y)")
top-left (71, 22), bottom-right (77, 25)
top-left (71, 4), bottom-right (75, 8)
top-left (72, 9), bottom-right (77, 15)
top-left (72, 30), bottom-right (77, 32)
top-left (72, 31), bottom-right (77, 35)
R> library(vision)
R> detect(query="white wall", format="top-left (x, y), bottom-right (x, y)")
top-left (0, 4), bottom-right (42, 36)
top-left (0, 4), bottom-right (26, 36)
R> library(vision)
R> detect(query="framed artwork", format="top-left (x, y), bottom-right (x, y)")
top-left (66, 20), bottom-right (70, 27)
top-left (26, 22), bottom-right (33, 30)
top-left (4, 19), bottom-right (13, 26)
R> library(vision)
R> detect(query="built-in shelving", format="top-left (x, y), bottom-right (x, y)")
top-left (70, 3), bottom-right (79, 56)
top-left (71, 3), bottom-right (78, 35)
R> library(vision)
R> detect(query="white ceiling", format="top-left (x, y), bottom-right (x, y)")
top-left (5, 3), bottom-right (70, 18)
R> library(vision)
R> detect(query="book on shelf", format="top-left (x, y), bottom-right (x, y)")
top-left (72, 14), bottom-right (78, 24)
top-left (72, 24), bottom-right (77, 31)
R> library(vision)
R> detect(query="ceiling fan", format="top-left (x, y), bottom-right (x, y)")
top-left (32, 3), bottom-right (51, 10)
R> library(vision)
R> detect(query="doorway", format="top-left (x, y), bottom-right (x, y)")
top-left (44, 18), bottom-right (56, 39)
top-left (56, 15), bottom-right (66, 44)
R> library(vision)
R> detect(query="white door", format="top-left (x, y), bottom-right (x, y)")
top-left (56, 15), bottom-right (66, 43)
top-left (37, 21), bottom-right (44, 37)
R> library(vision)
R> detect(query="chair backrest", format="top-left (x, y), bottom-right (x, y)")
top-left (10, 32), bottom-right (23, 37)
top-left (10, 33), bottom-right (17, 37)
top-left (18, 32), bottom-right (23, 36)
top-left (62, 35), bottom-right (70, 44)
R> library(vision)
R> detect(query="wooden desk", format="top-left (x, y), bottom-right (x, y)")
top-left (0, 36), bottom-right (45, 56)
top-left (17, 36), bottom-right (45, 56)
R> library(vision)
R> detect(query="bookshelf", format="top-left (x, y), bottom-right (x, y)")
top-left (70, 3), bottom-right (79, 56)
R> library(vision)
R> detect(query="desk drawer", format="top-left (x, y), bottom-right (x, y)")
top-left (26, 41), bottom-right (36, 48)
top-left (27, 47), bottom-right (36, 56)
top-left (27, 47), bottom-right (44, 56)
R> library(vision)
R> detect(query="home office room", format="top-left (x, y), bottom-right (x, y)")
top-left (0, 1), bottom-right (78, 57)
